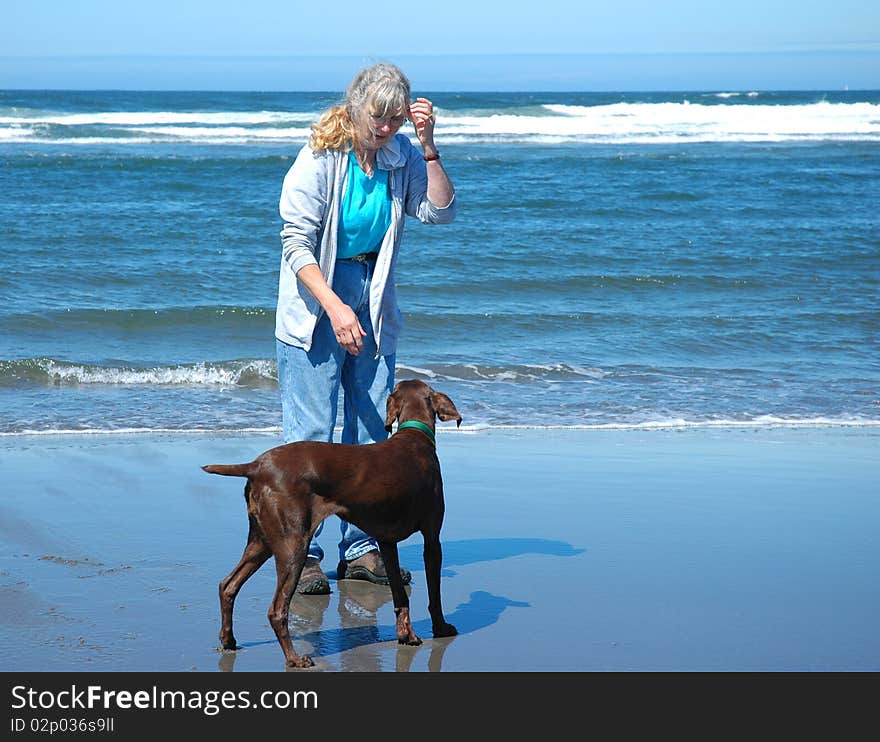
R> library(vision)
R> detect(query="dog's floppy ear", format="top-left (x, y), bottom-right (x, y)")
top-left (385, 390), bottom-right (402, 432)
top-left (431, 392), bottom-right (462, 427)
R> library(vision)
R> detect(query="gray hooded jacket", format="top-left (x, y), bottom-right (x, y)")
top-left (275, 133), bottom-right (456, 356)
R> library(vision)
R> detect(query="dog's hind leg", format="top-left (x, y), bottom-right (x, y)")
top-left (219, 519), bottom-right (270, 651)
top-left (378, 540), bottom-right (422, 646)
top-left (267, 538), bottom-right (315, 668)
top-left (423, 530), bottom-right (457, 638)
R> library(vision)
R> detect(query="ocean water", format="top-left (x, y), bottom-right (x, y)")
top-left (1, 89), bottom-right (878, 435)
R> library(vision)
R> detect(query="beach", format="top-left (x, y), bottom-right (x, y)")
top-left (1, 89), bottom-right (878, 674)
top-left (2, 426), bottom-right (878, 672)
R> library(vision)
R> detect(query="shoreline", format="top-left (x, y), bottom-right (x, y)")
top-left (2, 416), bottom-right (879, 439)
top-left (2, 427), bottom-right (878, 671)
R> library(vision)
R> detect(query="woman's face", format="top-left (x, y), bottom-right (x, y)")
top-left (355, 104), bottom-right (407, 150)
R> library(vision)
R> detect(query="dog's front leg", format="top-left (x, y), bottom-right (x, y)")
top-left (377, 540), bottom-right (421, 646)
top-left (423, 532), bottom-right (457, 638)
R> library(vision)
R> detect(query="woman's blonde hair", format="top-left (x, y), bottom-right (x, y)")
top-left (310, 63), bottom-right (411, 152)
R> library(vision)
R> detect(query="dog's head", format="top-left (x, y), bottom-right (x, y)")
top-left (385, 379), bottom-right (462, 433)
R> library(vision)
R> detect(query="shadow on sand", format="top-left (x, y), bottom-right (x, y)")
top-left (397, 537), bottom-right (586, 576)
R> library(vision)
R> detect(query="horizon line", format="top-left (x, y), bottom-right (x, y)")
top-left (3, 49), bottom-right (880, 61)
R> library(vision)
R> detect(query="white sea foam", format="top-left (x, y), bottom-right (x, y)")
top-left (3, 100), bottom-right (879, 145)
top-left (460, 417), bottom-right (880, 432)
top-left (0, 426), bottom-right (282, 437)
top-left (531, 101), bottom-right (880, 142)
top-left (38, 359), bottom-right (276, 386)
top-left (0, 126), bottom-right (37, 141)
top-left (0, 111), bottom-right (314, 126)
top-left (396, 362), bottom-right (608, 382)
top-left (713, 92), bottom-right (760, 99)
top-left (395, 364), bottom-right (439, 379)
top-left (3, 417), bottom-right (879, 438)
top-left (126, 125), bottom-right (312, 141)
top-left (440, 100), bottom-right (880, 143)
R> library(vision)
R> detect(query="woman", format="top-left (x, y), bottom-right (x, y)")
top-left (275, 63), bottom-right (456, 594)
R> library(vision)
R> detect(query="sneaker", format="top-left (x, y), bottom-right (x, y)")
top-left (296, 557), bottom-right (331, 595)
top-left (336, 549), bottom-right (412, 586)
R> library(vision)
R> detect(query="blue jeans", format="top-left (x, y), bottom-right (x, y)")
top-left (276, 258), bottom-right (395, 563)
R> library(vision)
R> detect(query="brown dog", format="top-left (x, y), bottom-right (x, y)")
top-left (202, 379), bottom-right (461, 668)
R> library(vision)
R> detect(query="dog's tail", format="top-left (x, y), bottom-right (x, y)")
top-left (202, 462), bottom-right (254, 478)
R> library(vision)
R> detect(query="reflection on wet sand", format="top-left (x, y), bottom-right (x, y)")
top-left (216, 537), bottom-right (579, 671)
top-left (217, 581), bottom-right (530, 672)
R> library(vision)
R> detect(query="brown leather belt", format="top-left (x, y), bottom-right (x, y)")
top-left (338, 252), bottom-right (378, 263)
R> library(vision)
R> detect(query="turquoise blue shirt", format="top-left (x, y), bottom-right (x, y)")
top-left (277, 133), bottom-right (457, 354)
top-left (336, 150), bottom-right (392, 259)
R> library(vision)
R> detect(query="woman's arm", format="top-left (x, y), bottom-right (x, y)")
top-left (295, 264), bottom-right (366, 356)
top-left (409, 97), bottom-right (455, 209)
top-left (279, 146), bottom-right (329, 275)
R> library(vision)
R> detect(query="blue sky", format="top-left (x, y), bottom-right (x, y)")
top-left (2, 0), bottom-right (878, 90)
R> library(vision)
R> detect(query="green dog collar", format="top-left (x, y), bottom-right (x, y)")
top-left (396, 420), bottom-right (436, 443)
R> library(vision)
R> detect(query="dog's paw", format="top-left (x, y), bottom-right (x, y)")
top-left (432, 622), bottom-right (457, 638)
top-left (286, 654), bottom-right (315, 669)
top-left (397, 633), bottom-right (423, 646)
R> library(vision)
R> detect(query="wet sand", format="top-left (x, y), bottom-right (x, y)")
top-left (1, 427), bottom-right (878, 672)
